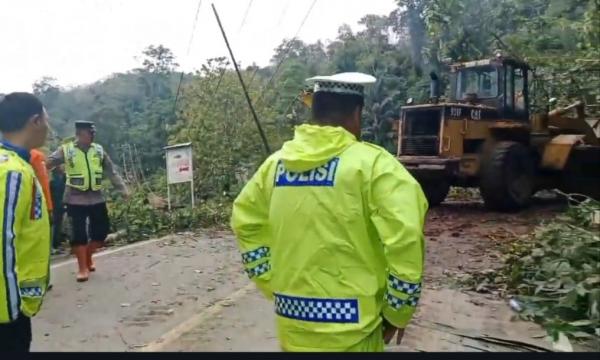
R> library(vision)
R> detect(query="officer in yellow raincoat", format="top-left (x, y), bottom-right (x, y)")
top-left (0, 93), bottom-right (51, 352)
top-left (231, 72), bottom-right (428, 352)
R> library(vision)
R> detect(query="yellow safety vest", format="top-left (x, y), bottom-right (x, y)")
top-left (0, 146), bottom-right (50, 323)
top-left (231, 124), bottom-right (428, 351)
top-left (62, 142), bottom-right (104, 191)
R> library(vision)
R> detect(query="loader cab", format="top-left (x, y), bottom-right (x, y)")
top-left (449, 57), bottom-right (530, 121)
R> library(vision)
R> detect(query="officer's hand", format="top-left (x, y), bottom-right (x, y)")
top-left (383, 319), bottom-right (405, 345)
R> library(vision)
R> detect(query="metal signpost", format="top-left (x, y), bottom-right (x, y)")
top-left (164, 142), bottom-right (195, 210)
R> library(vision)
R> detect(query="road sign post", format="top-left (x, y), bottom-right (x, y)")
top-left (164, 142), bottom-right (195, 210)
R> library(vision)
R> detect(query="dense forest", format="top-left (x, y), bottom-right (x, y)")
top-left (34, 0), bottom-right (598, 209)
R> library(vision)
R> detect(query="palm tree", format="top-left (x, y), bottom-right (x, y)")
top-left (363, 73), bottom-right (402, 153)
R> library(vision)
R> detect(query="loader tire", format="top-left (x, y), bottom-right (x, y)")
top-left (421, 180), bottom-right (450, 207)
top-left (480, 141), bottom-right (534, 212)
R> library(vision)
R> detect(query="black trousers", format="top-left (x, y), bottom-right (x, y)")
top-left (0, 313), bottom-right (32, 352)
top-left (66, 202), bottom-right (110, 246)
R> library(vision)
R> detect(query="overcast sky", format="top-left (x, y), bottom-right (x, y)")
top-left (0, 0), bottom-right (397, 93)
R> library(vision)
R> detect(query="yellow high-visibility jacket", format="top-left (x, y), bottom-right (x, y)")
top-left (0, 145), bottom-right (50, 323)
top-left (231, 124), bottom-right (428, 351)
top-left (62, 141), bottom-right (104, 191)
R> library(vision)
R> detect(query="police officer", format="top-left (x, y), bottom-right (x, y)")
top-left (0, 93), bottom-right (51, 352)
top-left (231, 73), bottom-right (428, 352)
top-left (47, 121), bottom-right (129, 282)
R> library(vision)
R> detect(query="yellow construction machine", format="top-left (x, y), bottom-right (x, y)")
top-left (395, 54), bottom-right (600, 210)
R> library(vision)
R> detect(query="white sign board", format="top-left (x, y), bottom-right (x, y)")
top-left (165, 144), bottom-right (193, 184)
top-left (164, 143), bottom-right (195, 210)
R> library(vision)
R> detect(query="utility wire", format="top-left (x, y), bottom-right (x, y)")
top-left (171, 0), bottom-right (204, 119)
top-left (280, 90), bottom-right (304, 120)
top-left (171, 72), bottom-right (186, 119)
top-left (238, 0), bottom-right (254, 34)
top-left (212, 67), bottom-right (227, 96)
top-left (237, 0), bottom-right (260, 86)
top-left (253, 0), bottom-right (318, 112)
top-left (246, 0), bottom-right (291, 89)
top-left (186, 0), bottom-right (204, 56)
top-left (274, 0), bottom-right (291, 30)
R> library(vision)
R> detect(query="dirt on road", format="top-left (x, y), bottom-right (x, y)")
top-left (34, 197), bottom-right (568, 352)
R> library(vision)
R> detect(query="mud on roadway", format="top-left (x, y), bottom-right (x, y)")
top-left (33, 195), bottom-right (571, 352)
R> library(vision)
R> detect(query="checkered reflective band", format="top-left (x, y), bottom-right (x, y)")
top-left (388, 274), bottom-right (421, 295)
top-left (385, 292), bottom-right (420, 309)
top-left (31, 182), bottom-right (43, 220)
top-left (314, 81), bottom-right (364, 96)
top-left (241, 246), bottom-right (270, 264)
top-left (245, 262), bottom-right (270, 279)
top-left (274, 294), bottom-right (359, 323)
top-left (20, 286), bottom-right (43, 298)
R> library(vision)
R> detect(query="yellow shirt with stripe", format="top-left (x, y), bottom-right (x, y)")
top-left (231, 124), bottom-right (428, 351)
top-left (0, 145), bottom-right (50, 323)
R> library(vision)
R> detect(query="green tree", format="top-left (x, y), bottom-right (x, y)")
top-left (170, 58), bottom-right (286, 198)
top-left (139, 44), bottom-right (179, 74)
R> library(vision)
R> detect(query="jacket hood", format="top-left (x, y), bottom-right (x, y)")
top-left (279, 124), bottom-right (357, 172)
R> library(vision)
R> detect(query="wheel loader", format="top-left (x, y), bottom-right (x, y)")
top-left (395, 53), bottom-right (600, 211)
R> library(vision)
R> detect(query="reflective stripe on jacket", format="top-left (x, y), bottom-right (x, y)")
top-left (0, 146), bottom-right (50, 323)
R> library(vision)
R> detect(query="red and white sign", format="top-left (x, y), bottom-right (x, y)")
top-left (165, 144), bottom-right (193, 184)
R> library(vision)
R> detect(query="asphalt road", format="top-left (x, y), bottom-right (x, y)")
top-left (32, 199), bottom-right (571, 352)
